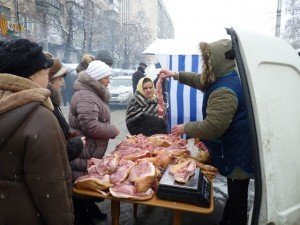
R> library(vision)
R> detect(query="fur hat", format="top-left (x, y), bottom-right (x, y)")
top-left (95, 50), bottom-right (114, 66)
top-left (199, 39), bottom-right (235, 92)
top-left (0, 39), bottom-right (54, 78)
top-left (44, 52), bottom-right (68, 80)
top-left (86, 60), bottom-right (112, 80)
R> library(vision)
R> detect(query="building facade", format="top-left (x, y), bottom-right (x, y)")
top-left (0, 0), bottom-right (174, 66)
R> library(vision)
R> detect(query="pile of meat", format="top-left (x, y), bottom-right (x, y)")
top-left (74, 134), bottom-right (218, 201)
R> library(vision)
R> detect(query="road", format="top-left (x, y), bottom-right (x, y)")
top-left (61, 105), bottom-right (253, 225)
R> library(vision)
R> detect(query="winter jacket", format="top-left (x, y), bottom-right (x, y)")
top-left (132, 66), bottom-right (145, 93)
top-left (0, 74), bottom-right (73, 225)
top-left (126, 91), bottom-right (167, 136)
top-left (69, 71), bottom-right (118, 181)
top-left (48, 84), bottom-right (83, 161)
top-left (174, 39), bottom-right (253, 179)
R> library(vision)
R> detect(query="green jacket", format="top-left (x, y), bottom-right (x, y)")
top-left (175, 72), bottom-right (238, 140)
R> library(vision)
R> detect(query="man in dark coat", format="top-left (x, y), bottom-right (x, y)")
top-left (132, 62), bottom-right (147, 93)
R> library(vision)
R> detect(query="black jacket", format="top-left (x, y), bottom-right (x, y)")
top-left (48, 84), bottom-right (83, 161)
top-left (126, 91), bottom-right (167, 136)
top-left (132, 66), bottom-right (145, 93)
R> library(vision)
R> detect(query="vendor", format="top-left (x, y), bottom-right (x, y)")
top-left (160, 39), bottom-right (254, 225)
top-left (126, 77), bottom-right (167, 136)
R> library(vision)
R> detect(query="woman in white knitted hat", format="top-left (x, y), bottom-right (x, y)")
top-left (68, 60), bottom-right (119, 224)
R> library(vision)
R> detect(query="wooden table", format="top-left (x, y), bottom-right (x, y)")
top-left (73, 184), bottom-right (214, 225)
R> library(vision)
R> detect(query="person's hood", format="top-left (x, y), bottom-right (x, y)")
top-left (74, 71), bottom-right (110, 103)
top-left (0, 73), bottom-right (53, 147)
top-left (0, 73), bottom-right (53, 115)
top-left (199, 39), bottom-right (235, 91)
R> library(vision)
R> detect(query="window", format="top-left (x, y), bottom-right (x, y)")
top-left (0, 6), bottom-right (11, 19)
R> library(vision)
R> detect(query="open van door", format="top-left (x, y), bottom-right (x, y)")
top-left (226, 28), bottom-right (300, 225)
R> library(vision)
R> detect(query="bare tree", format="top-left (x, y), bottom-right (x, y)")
top-left (77, 1), bottom-right (107, 55)
top-left (112, 19), bottom-right (152, 69)
top-left (283, 0), bottom-right (300, 47)
top-left (45, 0), bottom-right (82, 62)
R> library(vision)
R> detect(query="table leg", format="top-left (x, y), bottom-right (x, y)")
top-left (111, 199), bottom-right (120, 225)
top-left (133, 203), bottom-right (138, 218)
top-left (173, 210), bottom-right (182, 225)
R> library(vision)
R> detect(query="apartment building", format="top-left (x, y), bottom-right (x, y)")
top-left (0, 0), bottom-right (173, 65)
top-left (120, 0), bottom-right (174, 40)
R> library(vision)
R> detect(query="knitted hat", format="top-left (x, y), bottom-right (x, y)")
top-left (85, 60), bottom-right (112, 80)
top-left (44, 52), bottom-right (68, 79)
top-left (95, 50), bottom-right (114, 66)
top-left (0, 39), bottom-right (54, 78)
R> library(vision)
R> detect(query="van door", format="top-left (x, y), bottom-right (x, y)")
top-left (227, 28), bottom-right (300, 225)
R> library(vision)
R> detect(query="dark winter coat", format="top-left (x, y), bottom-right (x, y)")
top-left (132, 66), bottom-right (146, 93)
top-left (0, 74), bottom-right (74, 225)
top-left (69, 71), bottom-right (118, 181)
top-left (126, 91), bottom-right (167, 136)
top-left (48, 84), bottom-right (83, 161)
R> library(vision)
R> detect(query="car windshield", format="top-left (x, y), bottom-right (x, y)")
top-left (110, 78), bottom-right (132, 87)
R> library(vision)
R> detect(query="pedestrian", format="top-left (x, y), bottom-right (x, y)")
top-left (0, 39), bottom-right (73, 225)
top-left (126, 77), bottom-right (167, 136)
top-left (69, 60), bottom-right (120, 225)
top-left (45, 52), bottom-right (85, 161)
top-left (160, 39), bottom-right (254, 225)
top-left (132, 62), bottom-right (147, 93)
top-left (76, 54), bottom-right (95, 74)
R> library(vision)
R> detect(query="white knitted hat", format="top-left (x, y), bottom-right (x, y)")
top-left (86, 60), bottom-right (112, 80)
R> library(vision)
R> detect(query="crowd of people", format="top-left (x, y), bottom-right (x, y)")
top-left (0, 37), bottom-right (253, 225)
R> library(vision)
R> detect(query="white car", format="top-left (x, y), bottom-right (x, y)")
top-left (109, 76), bottom-right (133, 107)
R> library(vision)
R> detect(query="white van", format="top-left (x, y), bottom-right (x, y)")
top-left (226, 28), bottom-right (300, 225)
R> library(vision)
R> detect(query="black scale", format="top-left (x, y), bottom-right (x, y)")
top-left (156, 165), bottom-right (211, 207)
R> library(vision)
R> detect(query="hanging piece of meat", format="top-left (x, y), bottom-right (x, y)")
top-left (156, 76), bottom-right (165, 118)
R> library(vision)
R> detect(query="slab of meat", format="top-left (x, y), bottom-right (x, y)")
top-left (137, 154), bottom-right (172, 170)
top-left (109, 183), bottom-right (154, 200)
top-left (87, 153), bottom-right (120, 175)
top-left (169, 159), bottom-right (197, 183)
top-left (129, 161), bottom-right (156, 192)
top-left (117, 146), bottom-right (151, 162)
top-left (75, 174), bottom-right (114, 192)
top-left (110, 159), bottom-right (136, 184)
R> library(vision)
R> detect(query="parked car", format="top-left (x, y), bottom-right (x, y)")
top-left (109, 76), bottom-right (133, 107)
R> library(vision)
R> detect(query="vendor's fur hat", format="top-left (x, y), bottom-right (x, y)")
top-left (0, 39), bottom-right (53, 78)
top-left (199, 39), bottom-right (235, 92)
